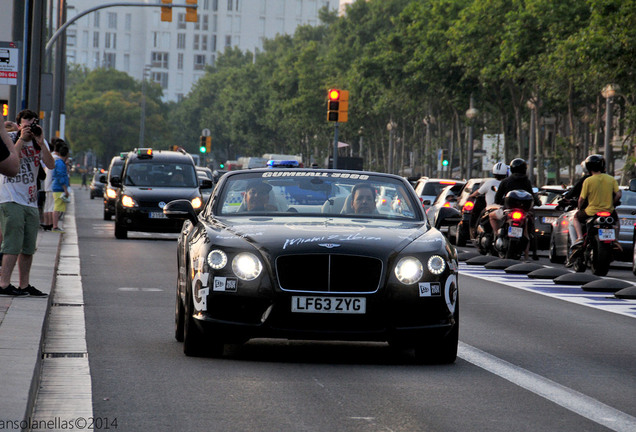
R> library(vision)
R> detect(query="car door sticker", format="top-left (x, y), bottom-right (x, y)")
top-left (213, 276), bottom-right (238, 293)
top-left (192, 271), bottom-right (209, 311)
top-left (418, 282), bottom-right (441, 297)
top-left (444, 274), bottom-right (458, 314)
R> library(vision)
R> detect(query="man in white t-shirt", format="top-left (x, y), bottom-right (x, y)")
top-left (469, 162), bottom-right (508, 234)
top-left (0, 110), bottom-right (55, 297)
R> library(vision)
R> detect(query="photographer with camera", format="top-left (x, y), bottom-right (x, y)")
top-left (0, 109), bottom-right (55, 297)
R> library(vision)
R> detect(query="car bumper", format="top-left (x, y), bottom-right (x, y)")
top-left (117, 207), bottom-right (184, 233)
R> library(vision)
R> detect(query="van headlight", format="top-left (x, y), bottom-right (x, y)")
top-left (121, 195), bottom-right (138, 208)
top-left (394, 257), bottom-right (423, 285)
top-left (232, 252), bottom-right (263, 281)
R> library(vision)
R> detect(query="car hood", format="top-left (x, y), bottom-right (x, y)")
top-left (206, 216), bottom-right (444, 259)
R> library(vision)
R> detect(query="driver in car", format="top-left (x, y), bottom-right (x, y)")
top-left (244, 180), bottom-right (276, 212)
top-left (350, 183), bottom-right (378, 215)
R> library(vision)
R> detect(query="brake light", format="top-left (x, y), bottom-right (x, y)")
top-left (443, 202), bottom-right (451, 208)
top-left (596, 211), bottom-right (611, 217)
top-left (440, 181), bottom-right (456, 185)
top-left (463, 201), bottom-right (474, 212)
top-left (511, 211), bottom-right (524, 221)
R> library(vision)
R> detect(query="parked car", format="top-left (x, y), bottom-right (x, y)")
top-left (454, 178), bottom-right (487, 246)
top-left (89, 169), bottom-right (106, 199)
top-left (550, 188), bottom-right (636, 263)
top-left (413, 177), bottom-right (462, 210)
top-left (165, 168), bottom-right (459, 363)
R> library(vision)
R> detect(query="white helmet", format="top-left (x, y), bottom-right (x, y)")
top-left (492, 162), bottom-right (508, 176)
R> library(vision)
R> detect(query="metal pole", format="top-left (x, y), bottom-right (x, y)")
top-left (388, 128), bottom-right (394, 174)
top-left (332, 122), bottom-right (339, 169)
top-left (139, 68), bottom-right (148, 147)
top-left (28, 0), bottom-right (45, 111)
top-left (528, 108), bottom-right (536, 184)
top-left (604, 96), bottom-right (613, 175)
top-left (51, 0), bottom-right (65, 138)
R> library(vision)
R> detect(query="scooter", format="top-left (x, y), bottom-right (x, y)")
top-left (567, 211), bottom-right (617, 276)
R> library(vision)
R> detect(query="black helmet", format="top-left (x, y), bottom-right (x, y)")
top-left (509, 158), bottom-right (527, 174)
top-left (584, 154), bottom-right (605, 173)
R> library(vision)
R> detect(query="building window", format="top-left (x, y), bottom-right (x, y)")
top-left (194, 34), bottom-right (200, 50)
top-left (176, 93), bottom-right (184, 103)
top-left (123, 54), bottom-right (130, 71)
top-left (236, 0), bottom-right (240, 11)
top-left (177, 13), bottom-right (186, 29)
top-left (94, 11), bottom-right (100, 28)
top-left (67, 50), bottom-right (76, 63)
top-left (227, 0), bottom-right (233, 11)
top-left (108, 12), bottom-right (117, 29)
top-left (67, 30), bottom-right (76, 47)
top-left (93, 52), bottom-right (100, 67)
top-left (212, 14), bottom-right (217, 32)
top-left (201, 35), bottom-right (207, 51)
top-left (93, 32), bottom-right (99, 48)
top-left (153, 32), bottom-right (160, 48)
top-left (202, 15), bottom-right (209, 31)
top-left (82, 31), bottom-right (88, 49)
top-left (211, 34), bottom-right (217, 51)
top-left (212, 0), bottom-right (218, 11)
top-left (225, 35), bottom-right (232, 47)
top-left (151, 72), bottom-right (169, 89)
top-left (194, 54), bottom-right (206, 70)
top-left (104, 53), bottom-right (116, 68)
top-left (177, 53), bottom-right (184, 70)
top-left (125, 13), bottom-right (132, 31)
top-left (177, 33), bottom-right (186, 49)
top-left (151, 52), bottom-right (169, 69)
top-left (195, 15), bottom-right (201, 30)
top-left (105, 33), bottom-right (116, 49)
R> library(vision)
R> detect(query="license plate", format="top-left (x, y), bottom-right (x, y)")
top-left (508, 226), bottom-right (523, 238)
top-left (291, 296), bottom-right (366, 314)
top-left (542, 216), bottom-right (557, 225)
top-left (598, 229), bottom-right (615, 241)
top-left (149, 212), bottom-right (167, 219)
top-left (620, 218), bottom-right (633, 226)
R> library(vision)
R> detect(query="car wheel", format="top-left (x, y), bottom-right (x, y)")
top-left (414, 300), bottom-right (458, 364)
top-left (114, 219), bottom-right (127, 239)
top-left (103, 209), bottom-right (112, 221)
top-left (549, 237), bottom-right (565, 263)
top-left (90, 193), bottom-right (94, 200)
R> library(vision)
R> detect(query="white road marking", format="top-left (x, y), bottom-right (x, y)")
top-left (459, 342), bottom-right (636, 432)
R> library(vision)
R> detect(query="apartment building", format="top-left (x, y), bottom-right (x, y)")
top-left (66, 0), bottom-right (339, 102)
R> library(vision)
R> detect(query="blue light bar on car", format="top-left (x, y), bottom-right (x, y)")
top-left (267, 159), bottom-right (299, 168)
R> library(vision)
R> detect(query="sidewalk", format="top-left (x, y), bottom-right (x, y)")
top-left (0, 209), bottom-right (67, 428)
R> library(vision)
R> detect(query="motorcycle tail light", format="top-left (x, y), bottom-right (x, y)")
top-left (463, 201), bottom-right (474, 212)
top-left (596, 211), bottom-right (611, 217)
top-left (511, 211), bottom-right (524, 221)
top-left (443, 202), bottom-right (451, 208)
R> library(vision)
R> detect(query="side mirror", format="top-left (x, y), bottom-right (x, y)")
top-left (435, 207), bottom-right (462, 229)
top-left (629, 178), bottom-right (636, 192)
top-left (110, 176), bottom-right (121, 188)
top-left (199, 178), bottom-right (213, 189)
top-left (164, 199), bottom-right (198, 224)
top-left (423, 199), bottom-right (431, 206)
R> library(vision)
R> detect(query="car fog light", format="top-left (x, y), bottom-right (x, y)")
top-left (207, 249), bottom-right (228, 270)
top-left (232, 252), bottom-right (263, 281)
top-left (395, 257), bottom-right (423, 285)
top-left (191, 197), bottom-right (203, 209)
top-left (427, 255), bottom-right (446, 275)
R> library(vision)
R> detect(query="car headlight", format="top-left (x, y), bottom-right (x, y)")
top-left (232, 252), bottom-right (263, 281)
top-left (121, 195), bottom-right (138, 208)
top-left (427, 255), bottom-right (446, 275)
top-left (207, 249), bottom-right (228, 270)
top-left (191, 196), bottom-right (203, 209)
top-left (394, 257), bottom-right (423, 285)
top-left (106, 187), bottom-right (117, 199)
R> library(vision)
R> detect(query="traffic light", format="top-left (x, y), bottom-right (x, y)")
top-left (161, 0), bottom-right (172, 22)
top-left (442, 158), bottom-right (449, 167)
top-left (205, 136), bottom-right (211, 153)
top-left (326, 89), bottom-right (349, 123)
top-left (199, 136), bottom-right (206, 153)
top-left (219, 162), bottom-right (225, 169)
top-left (1, 100), bottom-right (8, 117)
top-left (185, 0), bottom-right (198, 23)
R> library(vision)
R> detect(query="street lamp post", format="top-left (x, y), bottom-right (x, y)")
top-left (526, 98), bottom-right (537, 184)
top-left (139, 65), bottom-right (151, 147)
top-left (466, 95), bottom-right (479, 179)
top-left (602, 84), bottom-right (619, 175)
top-left (387, 120), bottom-right (397, 174)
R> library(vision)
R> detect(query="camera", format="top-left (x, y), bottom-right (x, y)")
top-left (30, 122), bottom-right (42, 137)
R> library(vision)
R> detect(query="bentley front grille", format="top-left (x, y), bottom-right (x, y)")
top-left (276, 254), bottom-right (382, 293)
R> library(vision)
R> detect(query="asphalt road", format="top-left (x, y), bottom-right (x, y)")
top-left (73, 191), bottom-right (636, 432)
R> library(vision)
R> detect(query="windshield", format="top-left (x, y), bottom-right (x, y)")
top-left (124, 162), bottom-right (198, 188)
top-left (216, 171), bottom-right (421, 220)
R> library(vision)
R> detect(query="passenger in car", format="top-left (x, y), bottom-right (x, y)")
top-left (345, 183), bottom-right (378, 215)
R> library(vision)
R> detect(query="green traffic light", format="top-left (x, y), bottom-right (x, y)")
top-left (199, 146), bottom-right (206, 153)
top-left (442, 159), bottom-right (449, 166)
top-left (219, 163), bottom-right (225, 169)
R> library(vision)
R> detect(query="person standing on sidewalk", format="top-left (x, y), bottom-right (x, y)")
top-left (0, 109), bottom-right (55, 297)
top-left (51, 143), bottom-right (70, 232)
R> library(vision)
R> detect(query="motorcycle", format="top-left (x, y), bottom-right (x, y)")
top-left (475, 190), bottom-right (535, 259)
top-left (567, 211), bottom-right (617, 276)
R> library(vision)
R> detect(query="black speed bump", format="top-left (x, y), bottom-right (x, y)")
top-left (554, 272), bottom-right (601, 285)
top-left (465, 255), bottom-right (500, 265)
top-left (527, 267), bottom-right (572, 279)
top-left (581, 279), bottom-right (634, 293)
top-left (614, 286), bottom-right (636, 299)
top-left (484, 259), bottom-right (522, 269)
top-left (504, 263), bottom-right (544, 274)
top-left (458, 251), bottom-right (481, 262)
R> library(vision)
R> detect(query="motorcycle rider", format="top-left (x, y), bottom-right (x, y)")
top-left (490, 158), bottom-right (541, 260)
top-left (469, 162), bottom-right (508, 235)
top-left (571, 154), bottom-right (620, 245)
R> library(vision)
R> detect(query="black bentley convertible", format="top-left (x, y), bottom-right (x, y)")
top-left (165, 168), bottom-right (459, 363)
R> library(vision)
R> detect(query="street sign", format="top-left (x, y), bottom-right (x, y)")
top-left (0, 42), bottom-right (19, 86)
top-left (201, 128), bottom-right (211, 137)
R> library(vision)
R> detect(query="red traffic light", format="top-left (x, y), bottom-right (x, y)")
top-left (328, 89), bottom-right (341, 101)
